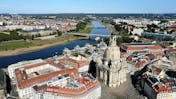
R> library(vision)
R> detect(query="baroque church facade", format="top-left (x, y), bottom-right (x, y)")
top-left (96, 36), bottom-right (128, 88)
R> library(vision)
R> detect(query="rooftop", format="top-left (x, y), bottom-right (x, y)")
top-left (14, 58), bottom-right (80, 89)
top-left (43, 74), bottom-right (100, 98)
top-left (119, 43), bottom-right (163, 51)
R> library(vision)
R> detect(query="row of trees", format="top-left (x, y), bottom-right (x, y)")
top-left (103, 36), bottom-right (135, 44)
top-left (145, 24), bottom-right (159, 33)
top-left (114, 24), bottom-right (123, 32)
top-left (117, 36), bottom-right (135, 43)
top-left (114, 24), bottom-right (129, 36)
top-left (0, 30), bottom-right (23, 42)
top-left (76, 21), bottom-right (87, 32)
top-left (75, 18), bottom-right (92, 32)
top-left (0, 29), bottom-right (63, 42)
top-left (102, 19), bottom-right (114, 24)
top-left (50, 30), bottom-right (62, 36)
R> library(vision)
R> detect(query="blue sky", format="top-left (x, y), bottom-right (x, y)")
top-left (0, 0), bottom-right (175, 14)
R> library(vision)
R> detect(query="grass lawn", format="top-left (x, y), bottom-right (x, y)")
top-left (0, 35), bottom-right (79, 51)
top-left (0, 40), bottom-right (32, 51)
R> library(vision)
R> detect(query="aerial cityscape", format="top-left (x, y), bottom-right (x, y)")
top-left (0, 0), bottom-right (176, 99)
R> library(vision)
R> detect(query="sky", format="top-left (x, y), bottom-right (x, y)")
top-left (0, 0), bottom-right (176, 14)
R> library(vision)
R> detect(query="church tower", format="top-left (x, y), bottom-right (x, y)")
top-left (104, 35), bottom-right (120, 61)
top-left (96, 35), bottom-right (127, 88)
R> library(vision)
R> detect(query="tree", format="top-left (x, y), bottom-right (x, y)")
top-left (116, 37), bottom-right (123, 43)
top-left (146, 24), bottom-right (159, 33)
top-left (104, 38), bottom-right (110, 45)
top-left (160, 20), bottom-right (168, 24)
top-left (84, 18), bottom-right (91, 23)
top-left (3, 22), bottom-right (7, 26)
top-left (0, 29), bottom-right (23, 42)
top-left (110, 21), bottom-right (116, 25)
top-left (76, 21), bottom-right (87, 32)
top-left (124, 36), bottom-right (134, 43)
top-left (56, 30), bottom-right (62, 36)
top-left (38, 34), bottom-right (41, 37)
top-left (114, 24), bottom-right (123, 32)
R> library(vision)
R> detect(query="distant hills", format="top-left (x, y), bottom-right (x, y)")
top-left (0, 13), bottom-right (176, 19)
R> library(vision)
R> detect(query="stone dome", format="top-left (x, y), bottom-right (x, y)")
top-left (104, 45), bottom-right (120, 61)
top-left (104, 36), bottom-right (120, 61)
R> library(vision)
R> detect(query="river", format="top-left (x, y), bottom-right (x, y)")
top-left (0, 40), bottom-right (95, 68)
top-left (0, 21), bottom-right (111, 68)
top-left (90, 21), bottom-right (111, 40)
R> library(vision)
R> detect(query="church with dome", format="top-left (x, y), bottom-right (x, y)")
top-left (96, 36), bottom-right (128, 88)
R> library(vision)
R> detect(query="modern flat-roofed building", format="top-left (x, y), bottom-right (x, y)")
top-left (141, 32), bottom-right (174, 39)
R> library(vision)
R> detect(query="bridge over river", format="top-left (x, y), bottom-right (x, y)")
top-left (65, 33), bottom-right (113, 37)
top-left (65, 21), bottom-right (122, 39)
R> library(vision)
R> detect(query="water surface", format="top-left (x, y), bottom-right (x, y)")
top-left (0, 40), bottom-right (95, 68)
top-left (90, 21), bottom-right (111, 40)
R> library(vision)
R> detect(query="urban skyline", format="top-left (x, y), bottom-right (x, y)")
top-left (1, 1), bottom-right (176, 99)
top-left (0, 0), bottom-right (176, 14)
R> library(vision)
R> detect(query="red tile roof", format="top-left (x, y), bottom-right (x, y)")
top-left (15, 68), bottom-right (78, 89)
top-left (166, 46), bottom-right (174, 50)
top-left (59, 58), bottom-right (89, 68)
top-left (151, 66), bottom-right (162, 74)
top-left (118, 43), bottom-right (163, 51)
top-left (24, 62), bottom-right (48, 69)
top-left (127, 46), bottom-right (162, 50)
top-left (154, 53), bottom-right (164, 58)
top-left (44, 78), bottom-right (100, 98)
top-left (153, 83), bottom-right (172, 93)
top-left (126, 56), bottom-right (150, 68)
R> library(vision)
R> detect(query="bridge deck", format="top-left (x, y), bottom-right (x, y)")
top-left (65, 33), bottom-right (111, 37)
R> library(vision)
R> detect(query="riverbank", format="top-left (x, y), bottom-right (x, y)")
top-left (102, 22), bottom-right (119, 35)
top-left (0, 35), bottom-right (81, 57)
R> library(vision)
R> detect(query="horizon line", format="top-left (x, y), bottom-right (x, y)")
top-left (0, 12), bottom-right (176, 15)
